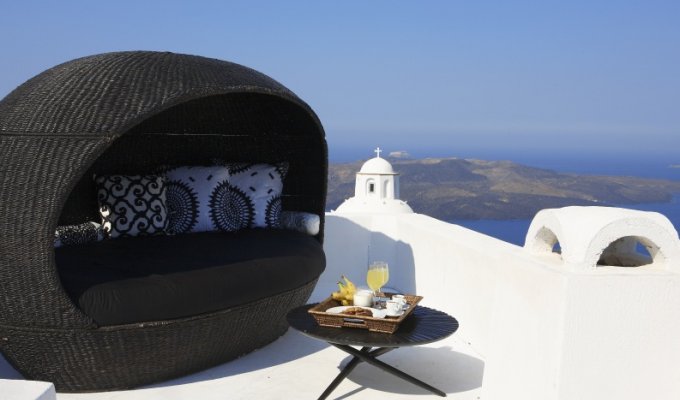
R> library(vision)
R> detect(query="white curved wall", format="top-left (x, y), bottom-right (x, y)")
top-left (319, 211), bottom-right (680, 400)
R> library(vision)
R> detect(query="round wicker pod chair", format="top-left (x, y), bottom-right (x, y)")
top-left (0, 51), bottom-right (327, 392)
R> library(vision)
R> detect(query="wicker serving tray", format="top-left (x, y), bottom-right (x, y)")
top-left (308, 293), bottom-right (423, 333)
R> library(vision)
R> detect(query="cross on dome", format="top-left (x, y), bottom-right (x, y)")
top-left (374, 147), bottom-right (382, 158)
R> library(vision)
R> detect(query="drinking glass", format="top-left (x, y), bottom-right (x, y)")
top-left (367, 261), bottom-right (389, 308)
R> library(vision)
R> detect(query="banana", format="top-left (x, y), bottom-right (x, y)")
top-left (331, 276), bottom-right (358, 305)
top-left (331, 282), bottom-right (348, 302)
top-left (338, 281), bottom-right (348, 297)
top-left (342, 275), bottom-right (356, 294)
top-left (331, 291), bottom-right (344, 300)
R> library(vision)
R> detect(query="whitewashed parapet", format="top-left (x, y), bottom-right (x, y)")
top-left (524, 206), bottom-right (680, 271)
top-left (0, 379), bottom-right (55, 400)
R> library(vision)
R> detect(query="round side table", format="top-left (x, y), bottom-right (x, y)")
top-left (287, 304), bottom-right (459, 399)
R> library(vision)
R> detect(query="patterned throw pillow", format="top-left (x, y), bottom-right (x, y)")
top-left (225, 163), bottom-right (288, 229)
top-left (95, 175), bottom-right (168, 238)
top-left (164, 163), bottom-right (288, 234)
top-left (164, 166), bottom-right (232, 234)
top-left (54, 221), bottom-right (105, 247)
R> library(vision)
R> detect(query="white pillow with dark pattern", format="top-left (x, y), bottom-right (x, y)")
top-left (164, 166), bottom-right (233, 233)
top-left (95, 175), bottom-right (168, 238)
top-left (224, 163), bottom-right (288, 229)
top-left (279, 211), bottom-right (320, 236)
top-left (164, 163), bottom-right (288, 234)
top-left (54, 221), bottom-right (105, 247)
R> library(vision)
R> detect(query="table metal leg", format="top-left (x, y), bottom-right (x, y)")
top-left (318, 347), bottom-right (395, 400)
top-left (317, 346), bottom-right (367, 400)
top-left (331, 344), bottom-right (446, 397)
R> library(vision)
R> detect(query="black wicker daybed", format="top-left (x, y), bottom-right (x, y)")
top-left (0, 51), bottom-right (327, 392)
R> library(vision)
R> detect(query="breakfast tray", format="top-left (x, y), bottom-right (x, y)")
top-left (308, 293), bottom-right (423, 334)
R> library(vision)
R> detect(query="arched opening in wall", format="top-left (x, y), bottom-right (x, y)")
top-left (597, 236), bottom-right (656, 267)
top-left (531, 227), bottom-right (563, 260)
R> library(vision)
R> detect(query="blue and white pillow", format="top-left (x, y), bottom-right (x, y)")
top-left (225, 163), bottom-right (287, 229)
top-left (164, 166), bottom-right (233, 234)
top-left (164, 163), bottom-right (287, 234)
top-left (96, 175), bottom-right (168, 238)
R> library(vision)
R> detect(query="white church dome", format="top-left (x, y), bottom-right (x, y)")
top-left (334, 147), bottom-right (413, 215)
top-left (359, 157), bottom-right (396, 175)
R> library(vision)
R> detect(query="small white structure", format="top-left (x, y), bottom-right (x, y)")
top-left (334, 147), bottom-right (413, 214)
top-left (525, 206), bottom-right (680, 271)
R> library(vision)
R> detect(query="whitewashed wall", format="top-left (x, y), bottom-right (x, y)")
top-left (321, 211), bottom-right (680, 400)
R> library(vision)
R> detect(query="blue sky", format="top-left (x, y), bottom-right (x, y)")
top-left (1, 1), bottom-right (679, 161)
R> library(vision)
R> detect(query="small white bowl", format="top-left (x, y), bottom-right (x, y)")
top-left (353, 290), bottom-right (374, 307)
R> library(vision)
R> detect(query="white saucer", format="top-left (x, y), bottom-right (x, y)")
top-left (385, 309), bottom-right (405, 318)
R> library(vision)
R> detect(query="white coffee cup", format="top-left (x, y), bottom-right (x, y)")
top-left (391, 294), bottom-right (407, 308)
top-left (353, 290), bottom-right (373, 307)
top-left (386, 300), bottom-right (402, 316)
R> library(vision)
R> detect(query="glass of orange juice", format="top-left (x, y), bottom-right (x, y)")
top-left (367, 261), bottom-right (389, 308)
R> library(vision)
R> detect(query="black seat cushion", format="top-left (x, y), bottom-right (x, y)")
top-left (56, 229), bottom-right (325, 326)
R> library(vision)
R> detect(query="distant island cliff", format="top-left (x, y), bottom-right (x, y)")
top-left (327, 157), bottom-right (680, 220)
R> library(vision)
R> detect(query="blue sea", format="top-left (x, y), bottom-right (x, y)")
top-left (450, 153), bottom-right (680, 245)
top-left (330, 147), bottom-right (680, 246)
top-left (453, 194), bottom-right (680, 246)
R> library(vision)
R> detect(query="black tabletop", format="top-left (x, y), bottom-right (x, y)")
top-left (287, 304), bottom-right (458, 347)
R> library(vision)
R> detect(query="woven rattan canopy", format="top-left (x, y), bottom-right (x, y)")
top-left (0, 51), bottom-right (320, 135)
top-left (0, 51), bottom-right (327, 391)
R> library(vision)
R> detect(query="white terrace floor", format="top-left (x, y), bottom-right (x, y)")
top-left (48, 328), bottom-right (482, 400)
top-left (0, 314), bottom-right (483, 400)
